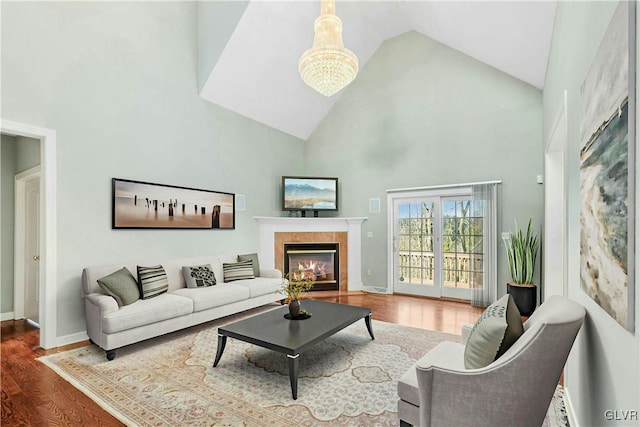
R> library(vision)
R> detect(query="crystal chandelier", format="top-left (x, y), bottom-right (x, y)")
top-left (298, 0), bottom-right (359, 97)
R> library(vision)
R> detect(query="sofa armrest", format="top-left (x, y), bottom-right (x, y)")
top-left (260, 268), bottom-right (282, 279)
top-left (84, 293), bottom-right (118, 347)
top-left (461, 323), bottom-right (474, 344)
top-left (85, 293), bottom-right (119, 313)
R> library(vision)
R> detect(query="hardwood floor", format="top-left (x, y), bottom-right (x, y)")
top-left (1, 291), bottom-right (483, 426)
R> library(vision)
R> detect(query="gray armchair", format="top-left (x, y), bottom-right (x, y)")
top-left (397, 295), bottom-right (585, 427)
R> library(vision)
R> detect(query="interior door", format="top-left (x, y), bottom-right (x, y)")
top-left (24, 176), bottom-right (40, 326)
top-left (393, 198), bottom-right (442, 297)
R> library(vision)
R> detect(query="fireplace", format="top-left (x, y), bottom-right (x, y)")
top-left (283, 243), bottom-right (339, 291)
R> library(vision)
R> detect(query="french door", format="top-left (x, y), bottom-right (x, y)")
top-left (391, 191), bottom-right (478, 300)
top-left (392, 197), bottom-right (441, 297)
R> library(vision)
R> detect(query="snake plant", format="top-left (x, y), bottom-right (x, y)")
top-left (504, 219), bottom-right (539, 285)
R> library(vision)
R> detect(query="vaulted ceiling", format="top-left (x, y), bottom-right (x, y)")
top-left (199, 1), bottom-right (557, 140)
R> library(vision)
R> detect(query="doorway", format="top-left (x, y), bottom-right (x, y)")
top-left (389, 188), bottom-right (477, 300)
top-left (0, 120), bottom-right (57, 349)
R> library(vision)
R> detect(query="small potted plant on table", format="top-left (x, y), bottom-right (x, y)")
top-left (281, 272), bottom-right (314, 319)
top-left (504, 219), bottom-right (539, 316)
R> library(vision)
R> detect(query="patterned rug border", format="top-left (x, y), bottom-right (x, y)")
top-left (39, 353), bottom-right (137, 425)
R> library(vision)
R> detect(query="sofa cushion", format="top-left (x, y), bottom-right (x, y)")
top-left (171, 283), bottom-right (250, 312)
top-left (97, 267), bottom-right (140, 307)
top-left (223, 260), bottom-right (255, 282)
top-left (463, 294), bottom-right (523, 369)
top-left (232, 277), bottom-right (281, 298)
top-left (102, 293), bottom-right (193, 333)
top-left (182, 264), bottom-right (217, 288)
top-left (137, 265), bottom-right (169, 299)
top-left (238, 253), bottom-right (261, 277)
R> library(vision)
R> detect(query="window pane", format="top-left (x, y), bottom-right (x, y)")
top-left (410, 235), bottom-right (422, 251)
top-left (470, 218), bottom-right (483, 233)
top-left (410, 203), bottom-right (420, 218)
top-left (410, 218), bottom-right (421, 234)
top-left (399, 235), bottom-right (410, 251)
top-left (399, 203), bottom-right (411, 218)
top-left (470, 236), bottom-right (483, 253)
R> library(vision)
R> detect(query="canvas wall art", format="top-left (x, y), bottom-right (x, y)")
top-left (579, 1), bottom-right (635, 332)
top-left (112, 178), bottom-right (235, 229)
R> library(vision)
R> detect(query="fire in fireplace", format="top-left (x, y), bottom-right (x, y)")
top-left (283, 243), bottom-right (339, 291)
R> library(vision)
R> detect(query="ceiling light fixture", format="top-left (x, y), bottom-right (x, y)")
top-left (298, 0), bottom-right (358, 97)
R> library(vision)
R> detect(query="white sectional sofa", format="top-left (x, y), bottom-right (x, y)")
top-left (81, 254), bottom-right (283, 360)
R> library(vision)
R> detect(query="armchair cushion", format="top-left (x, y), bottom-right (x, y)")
top-left (464, 294), bottom-right (523, 368)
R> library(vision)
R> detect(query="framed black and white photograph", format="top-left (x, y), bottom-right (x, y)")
top-left (112, 178), bottom-right (235, 230)
top-left (579, 1), bottom-right (635, 332)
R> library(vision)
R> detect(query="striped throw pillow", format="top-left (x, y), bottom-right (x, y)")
top-left (136, 265), bottom-right (169, 299)
top-left (223, 260), bottom-right (255, 282)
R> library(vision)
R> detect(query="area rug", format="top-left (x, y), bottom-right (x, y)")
top-left (39, 306), bottom-right (568, 426)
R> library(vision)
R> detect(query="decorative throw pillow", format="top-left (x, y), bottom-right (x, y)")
top-left (182, 264), bottom-right (217, 288)
top-left (463, 294), bottom-right (524, 369)
top-left (136, 265), bottom-right (169, 299)
top-left (238, 253), bottom-right (261, 277)
top-left (223, 260), bottom-right (255, 282)
top-left (97, 267), bottom-right (140, 307)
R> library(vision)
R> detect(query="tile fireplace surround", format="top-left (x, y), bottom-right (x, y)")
top-left (254, 217), bottom-right (367, 292)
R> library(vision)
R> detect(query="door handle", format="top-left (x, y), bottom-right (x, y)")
top-left (33, 255), bottom-right (40, 261)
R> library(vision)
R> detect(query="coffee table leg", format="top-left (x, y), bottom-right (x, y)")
top-left (365, 314), bottom-right (375, 340)
top-left (213, 334), bottom-right (227, 367)
top-left (287, 354), bottom-right (300, 400)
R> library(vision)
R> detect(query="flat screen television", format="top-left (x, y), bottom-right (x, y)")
top-left (282, 176), bottom-right (338, 215)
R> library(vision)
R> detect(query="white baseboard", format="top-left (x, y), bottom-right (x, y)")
top-left (56, 331), bottom-right (89, 347)
top-left (564, 386), bottom-right (580, 427)
top-left (1, 312), bottom-right (15, 321)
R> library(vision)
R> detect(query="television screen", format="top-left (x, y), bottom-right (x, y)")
top-left (282, 176), bottom-right (338, 211)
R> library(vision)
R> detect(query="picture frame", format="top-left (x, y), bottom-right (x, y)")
top-left (112, 178), bottom-right (235, 230)
top-left (579, 1), bottom-right (635, 332)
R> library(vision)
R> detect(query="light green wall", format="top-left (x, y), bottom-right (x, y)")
top-left (306, 31), bottom-right (544, 294)
top-left (1, 1), bottom-right (304, 337)
top-left (16, 136), bottom-right (41, 173)
top-left (1, 135), bottom-right (18, 314)
top-left (543, 2), bottom-right (640, 425)
top-left (0, 134), bottom-right (40, 315)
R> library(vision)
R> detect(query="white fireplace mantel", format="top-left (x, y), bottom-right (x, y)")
top-left (254, 216), bottom-right (368, 291)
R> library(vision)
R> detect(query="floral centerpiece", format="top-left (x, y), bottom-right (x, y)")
top-left (281, 272), bottom-right (314, 318)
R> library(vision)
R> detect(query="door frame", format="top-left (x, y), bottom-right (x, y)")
top-left (13, 165), bottom-right (41, 320)
top-left (542, 90), bottom-right (568, 301)
top-left (1, 119), bottom-right (57, 349)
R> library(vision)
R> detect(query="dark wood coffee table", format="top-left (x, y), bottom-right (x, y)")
top-left (213, 300), bottom-right (374, 399)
